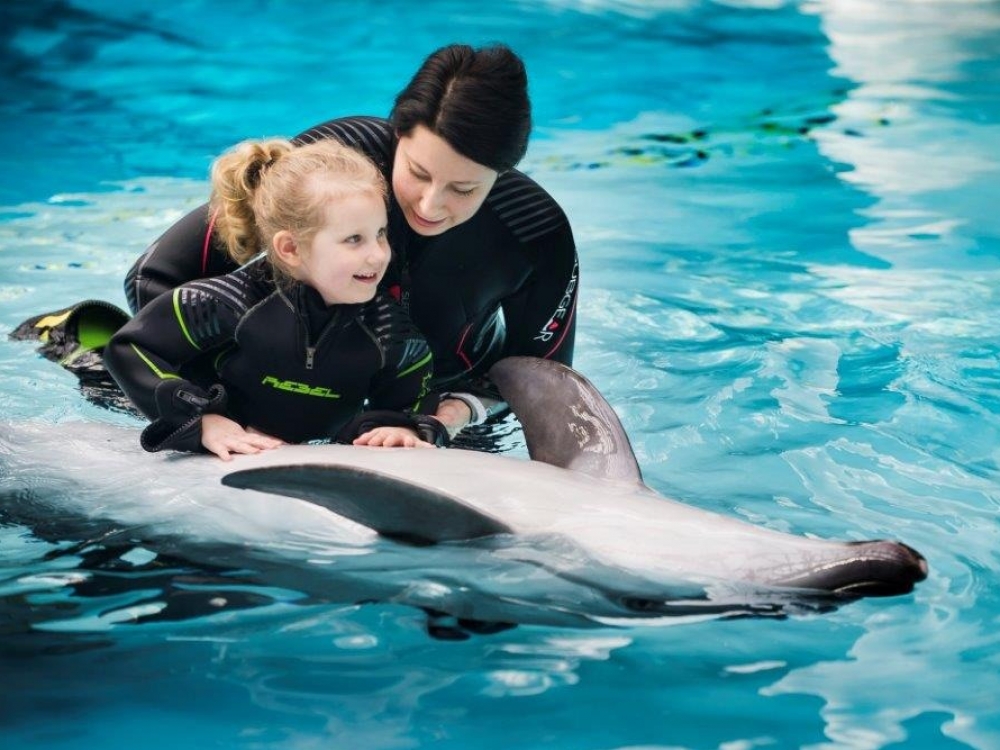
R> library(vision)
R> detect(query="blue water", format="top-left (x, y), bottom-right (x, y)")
top-left (2, 0), bottom-right (999, 748)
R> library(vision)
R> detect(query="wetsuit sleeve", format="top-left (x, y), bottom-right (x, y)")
top-left (362, 299), bottom-right (435, 414)
top-left (334, 336), bottom-right (443, 446)
top-left (369, 335), bottom-right (434, 414)
top-left (124, 204), bottom-right (239, 314)
top-left (104, 283), bottom-right (240, 451)
top-left (500, 221), bottom-right (579, 366)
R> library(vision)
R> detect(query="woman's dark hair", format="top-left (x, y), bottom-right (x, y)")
top-left (390, 43), bottom-right (531, 173)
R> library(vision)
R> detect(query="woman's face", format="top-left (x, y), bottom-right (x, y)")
top-left (392, 124), bottom-right (499, 236)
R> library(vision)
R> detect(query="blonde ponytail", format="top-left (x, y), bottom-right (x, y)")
top-left (209, 139), bottom-right (295, 265)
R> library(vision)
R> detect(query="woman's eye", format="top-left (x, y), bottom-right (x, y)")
top-left (453, 186), bottom-right (475, 197)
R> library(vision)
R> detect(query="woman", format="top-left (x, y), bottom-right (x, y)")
top-left (105, 138), bottom-right (443, 460)
top-left (124, 43), bottom-right (579, 436)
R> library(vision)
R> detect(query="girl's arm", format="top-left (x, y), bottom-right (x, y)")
top-left (358, 298), bottom-right (442, 447)
top-left (104, 283), bottom-right (240, 453)
top-left (201, 414), bottom-right (284, 461)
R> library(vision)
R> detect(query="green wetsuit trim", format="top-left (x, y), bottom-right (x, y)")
top-left (398, 351), bottom-right (432, 379)
top-left (130, 343), bottom-right (179, 380)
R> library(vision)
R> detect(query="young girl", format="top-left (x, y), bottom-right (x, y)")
top-left (104, 139), bottom-right (442, 460)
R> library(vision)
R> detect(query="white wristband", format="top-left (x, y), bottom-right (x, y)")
top-left (441, 392), bottom-right (489, 425)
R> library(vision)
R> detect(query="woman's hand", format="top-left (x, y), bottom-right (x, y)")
top-left (201, 413), bottom-right (285, 461)
top-left (434, 398), bottom-right (473, 437)
top-left (353, 425), bottom-right (435, 448)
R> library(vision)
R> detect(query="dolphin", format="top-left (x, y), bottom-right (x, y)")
top-left (0, 357), bottom-right (926, 628)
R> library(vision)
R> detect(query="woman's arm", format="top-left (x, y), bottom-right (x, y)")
top-left (124, 204), bottom-right (239, 314)
top-left (500, 221), bottom-right (579, 367)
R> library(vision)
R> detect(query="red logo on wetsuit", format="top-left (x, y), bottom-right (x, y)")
top-left (387, 284), bottom-right (410, 312)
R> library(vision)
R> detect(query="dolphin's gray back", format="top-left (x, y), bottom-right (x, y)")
top-left (490, 357), bottom-right (643, 484)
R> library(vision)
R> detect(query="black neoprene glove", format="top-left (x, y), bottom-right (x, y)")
top-left (140, 380), bottom-right (227, 453)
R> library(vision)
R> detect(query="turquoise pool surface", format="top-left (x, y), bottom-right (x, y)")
top-left (1, 1), bottom-right (999, 748)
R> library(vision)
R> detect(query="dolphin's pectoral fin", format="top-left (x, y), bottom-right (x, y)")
top-left (222, 464), bottom-right (513, 545)
top-left (776, 541), bottom-right (928, 597)
top-left (489, 357), bottom-right (644, 485)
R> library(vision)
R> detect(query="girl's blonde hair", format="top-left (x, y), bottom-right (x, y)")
top-left (209, 138), bottom-right (387, 269)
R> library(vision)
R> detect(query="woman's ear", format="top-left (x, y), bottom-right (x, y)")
top-left (272, 230), bottom-right (301, 269)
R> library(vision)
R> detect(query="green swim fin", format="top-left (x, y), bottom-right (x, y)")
top-left (10, 299), bottom-right (130, 375)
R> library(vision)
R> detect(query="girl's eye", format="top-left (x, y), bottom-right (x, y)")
top-left (377, 227), bottom-right (388, 240)
top-left (345, 234), bottom-right (362, 244)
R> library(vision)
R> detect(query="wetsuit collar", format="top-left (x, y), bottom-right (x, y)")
top-left (285, 282), bottom-right (363, 340)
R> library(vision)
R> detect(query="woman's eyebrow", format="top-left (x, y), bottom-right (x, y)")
top-left (408, 157), bottom-right (482, 187)
top-left (407, 156), bottom-right (429, 173)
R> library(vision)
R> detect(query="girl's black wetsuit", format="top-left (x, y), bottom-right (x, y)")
top-left (104, 256), bottom-right (434, 453)
top-left (124, 116), bottom-right (579, 399)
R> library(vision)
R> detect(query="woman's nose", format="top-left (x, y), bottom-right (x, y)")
top-left (417, 186), bottom-right (444, 217)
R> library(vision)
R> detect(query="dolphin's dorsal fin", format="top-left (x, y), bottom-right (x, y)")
top-left (222, 464), bottom-right (513, 545)
top-left (490, 357), bottom-right (643, 484)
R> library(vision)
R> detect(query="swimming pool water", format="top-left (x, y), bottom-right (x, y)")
top-left (2, 1), bottom-right (999, 748)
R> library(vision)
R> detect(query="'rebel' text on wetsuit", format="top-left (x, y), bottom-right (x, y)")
top-left (104, 256), bottom-right (435, 453)
top-left (124, 116), bottom-right (579, 401)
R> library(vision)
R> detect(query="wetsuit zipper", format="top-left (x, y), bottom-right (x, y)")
top-left (301, 308), bottom-right (341, 370)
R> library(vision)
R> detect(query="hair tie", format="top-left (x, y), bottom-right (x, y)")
top-left (247, 158), bottom-right (276, 189)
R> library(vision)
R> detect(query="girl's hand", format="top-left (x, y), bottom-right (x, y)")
top-left (201, 413), bottom-right (285, 461)
top-left (353, 425), bottom-right (435, 448)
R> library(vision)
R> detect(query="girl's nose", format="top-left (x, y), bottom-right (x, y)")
top-left (368, 236), bottom-right (389, 262)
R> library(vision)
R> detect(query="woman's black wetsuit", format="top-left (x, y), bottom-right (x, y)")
top-left (124, 116), bottom-right (579, 399)
top-left (105, 256), bottom-right (435, 453)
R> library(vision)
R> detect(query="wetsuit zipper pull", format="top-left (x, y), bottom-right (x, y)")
top-left (305, 346), bottom-right (316, 370)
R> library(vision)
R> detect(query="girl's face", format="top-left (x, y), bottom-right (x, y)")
top-left (279, 190), bottom-right (391, 306)
top-left (392, 124), bottom-right (499, 236)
